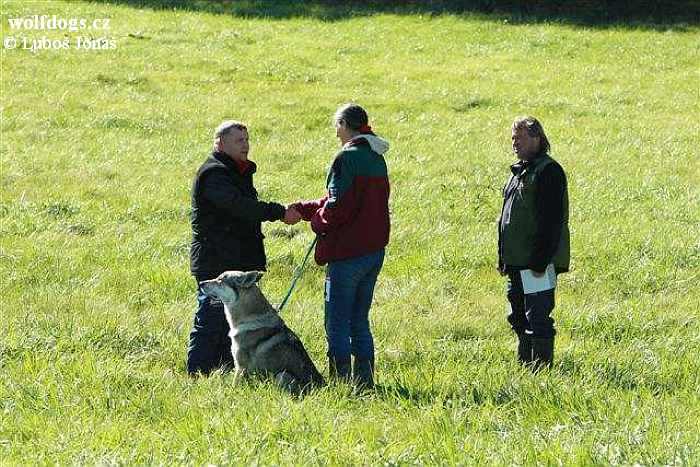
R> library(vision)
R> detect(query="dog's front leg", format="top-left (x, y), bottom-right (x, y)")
top-left (275, 370), bottom-right (304, 395)
top-left (232, 367), bottom-right (246, 385)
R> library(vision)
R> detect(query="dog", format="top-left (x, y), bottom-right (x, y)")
top-left (199, 270), bottom-right (325, 394)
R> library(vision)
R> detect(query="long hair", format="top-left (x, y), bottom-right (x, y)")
top-left (512, 116), bottom-right (550, 154)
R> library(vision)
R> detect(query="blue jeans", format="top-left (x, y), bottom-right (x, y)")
top-left (324, 249), bottom-right (385, 360)
top-left (506, 271), bottom-right (556, 338)
top-left (186, 286), bottom-right (234, 375)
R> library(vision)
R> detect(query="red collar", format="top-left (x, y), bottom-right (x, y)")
top-left (235, 159), bottom-right (252, 175)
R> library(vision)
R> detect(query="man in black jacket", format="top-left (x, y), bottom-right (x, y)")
top-left (187, 120), bottom-right (300, 375)
top-left (498, 116), bottom-right (570, 370)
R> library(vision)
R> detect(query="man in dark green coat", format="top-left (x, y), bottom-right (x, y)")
top-left (498, 116), bottom-right (570, 370)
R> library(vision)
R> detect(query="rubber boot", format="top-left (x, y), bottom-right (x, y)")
top-left (352, 356), bottom-right (375, 391)
top-left (328, 355), bottom-right (351, 383)
top-left (517, 332), bottom-right (533, 365)
top-left (531, 336), bottom-right (554, 371)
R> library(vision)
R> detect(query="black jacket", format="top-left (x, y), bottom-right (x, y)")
top-left (190, 151), bottom-right (285, 279)
top-left (529, 160), bottom-right (568, 272)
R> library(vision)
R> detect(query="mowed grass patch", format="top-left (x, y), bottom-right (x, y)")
top-left (1, 0), bottom-right (699, 463)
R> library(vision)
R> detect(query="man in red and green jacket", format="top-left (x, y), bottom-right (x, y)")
top-left (293, 133), bottom-right (390, 266)
top-left (292, 103), bottom-right (390, 389)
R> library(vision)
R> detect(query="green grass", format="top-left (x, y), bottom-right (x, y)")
top-left (1, 0), bottom-right (699, 464)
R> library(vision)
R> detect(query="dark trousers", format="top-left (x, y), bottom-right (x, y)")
top-left (506, 271), bottom-right (556, 338)
top-left (186, 286), bottom-right (234, 375)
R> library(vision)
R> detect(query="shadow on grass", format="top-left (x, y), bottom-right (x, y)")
top-left (83, 0), bottom-right (699, 29)
top-left (556, 354), bottom-right (684, 396)
top-left (374, 380), bottom-right (523, 407)
top-left (375, 382), bottom-right (446, 405)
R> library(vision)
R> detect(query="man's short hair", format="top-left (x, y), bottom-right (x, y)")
top-left (512, 116), bottom-right (550, 154)
top-left (333, 103), bottom-right (368, 131)
top-left (214, 120), bottom-right (247, 138)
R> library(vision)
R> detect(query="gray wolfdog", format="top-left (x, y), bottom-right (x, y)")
top-left (199, 270), bottom-right (325, 394)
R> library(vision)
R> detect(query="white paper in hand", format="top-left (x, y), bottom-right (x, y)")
top-left (519, 263), bottom-right (557, 294)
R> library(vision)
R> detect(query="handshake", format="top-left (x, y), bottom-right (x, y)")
top-left (282, 205), bottom-right (302, 225)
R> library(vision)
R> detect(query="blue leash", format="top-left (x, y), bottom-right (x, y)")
top-left (277, 237), bottom-right (318, 313)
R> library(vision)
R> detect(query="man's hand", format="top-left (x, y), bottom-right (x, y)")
top-left (283, 206), bottom-right (302, 225)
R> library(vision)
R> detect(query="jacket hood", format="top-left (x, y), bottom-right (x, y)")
top-left (344, 134), bottom-right (390, 155)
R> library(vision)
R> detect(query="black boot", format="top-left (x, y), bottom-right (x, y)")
top-left (517, 332), bottom-right (533, 364)
top-left (328, 355), bottom-right (351, 383)
top-left (531, 337), bottom-right (554, 371)
top-left (352, 356), bottom-right (374, 390)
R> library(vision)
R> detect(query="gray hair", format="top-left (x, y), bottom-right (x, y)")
top-left (512, 116), bottom-right (550, 154)
top-left (333, 103), bottom-right (368, 131)
top-left (213, 120), bottom-right (247, 150)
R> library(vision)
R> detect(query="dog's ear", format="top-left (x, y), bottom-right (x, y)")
top-left (234, 271), bottom-right (261, 288)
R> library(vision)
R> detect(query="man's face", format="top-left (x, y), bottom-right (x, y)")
top-left (511, 125), bottom-right (540, 160)
top-left (220, 127), bottom-right (249, 161)
top-left (335, 120), bottom-right (352, 145)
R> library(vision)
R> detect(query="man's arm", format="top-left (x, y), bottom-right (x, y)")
top-left (497, 178), bottom-right (510, 275)
top-left (290, 196), bottom-right (329, 221)
top-left (529, 163), bottom-right (567, 273)
top-left (290, 152), bottom-right (358, 233)
top-left (201, 171), bottom-right (285, 222)
top-left (309, 154), bottom-right (359, 235)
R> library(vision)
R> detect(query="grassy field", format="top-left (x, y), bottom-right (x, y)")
top-left (1, 0), bottom-right (699, 464)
